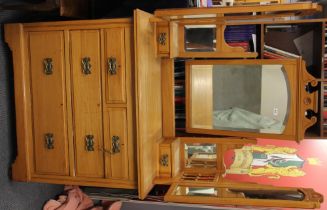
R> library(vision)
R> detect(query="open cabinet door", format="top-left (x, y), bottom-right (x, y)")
top-left (134, 9), bottom-right (163, 199)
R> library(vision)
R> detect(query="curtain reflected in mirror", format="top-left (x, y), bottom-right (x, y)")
top-left (189, 64), bottom-right (290, 134)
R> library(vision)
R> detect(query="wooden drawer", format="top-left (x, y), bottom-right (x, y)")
top-left (159, 138), bottom-right (180, 178)
top-left (29, 31), bottom-right (69, 176)
top-left (104, 28), bottom-right (126, 104)
top-left (70, 30), bottom-right (104, 178)
top-left (103, 108), bottom-right (129, 180)
top-left (157, 25), bottom-right (170, 56)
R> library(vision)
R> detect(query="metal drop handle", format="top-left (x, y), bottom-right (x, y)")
top-left (43, 58), bottom-right (53, 75)
top-left (108, 57), bottom-right (117, 75)
top-left (45, 133), bottom-right (54, 149)
top-left (158, 33), bottom-right (167, 46)
top-left (82, 57), bottom-right (92, 75)
top-left (85, 135), bottom-right (94, 151)
top-left (160, 154), bottom-right (169, 167)
top-left (111, 135), bottom-right (120, 154)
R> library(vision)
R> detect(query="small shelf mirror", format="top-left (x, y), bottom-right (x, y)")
top-left (184, 143), bottom-right (217, 169)
top-left (184, 25), bottom-right (216, 52)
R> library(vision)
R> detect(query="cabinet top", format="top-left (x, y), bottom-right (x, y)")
top-left (154, 2), bottom-right (322, 20)
top-left (5, 17), bottom-right (132, 28)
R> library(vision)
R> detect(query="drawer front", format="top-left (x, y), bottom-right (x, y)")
top-left (104, 28), bottom-right (126, 104)
top-left (104, 108), bottom-right (129, 179)
top-left (29, 31), bottom-right (69, 175)
top-left (157, 26), bottom-right (170, 55)
top-left (70, 30), bottom-right (104, 178)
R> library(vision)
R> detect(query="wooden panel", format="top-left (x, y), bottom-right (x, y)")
top-left (70, 30), bottom-right (104, 178)
top-left (159, 144), bottom-right (172, 177)
top-left (162, 58), bottom-right (175, 137)
top-left (29, 31), bottom-right (69, 175)
top-left (104, 28), bottom-right (126, 104)
top-left (159, 138), bottom-right (181, 178)
top-left (134, 9), bottom-right (163, 199)
top-left (154, 3), bottom-right (322, 18)
top-left (5, 24), bottom-right (31, 181)
top-left (171, 138), bottom-right (181, 177)
top-left (170, 22), bottom-right (179, 58)
top-left (187, 64), bottom-right (213, 129)
top-left (124, 26), bottom-right (137, 182)
top-left (104, 108), bottom-right (129, 180)
top-left (157, 25), bottom-right (170, 55)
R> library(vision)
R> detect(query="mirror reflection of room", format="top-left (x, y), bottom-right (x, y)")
top-left (184, 143), bottom-right (217, 168)
top-left (190, 64), bottom-right (290, 134)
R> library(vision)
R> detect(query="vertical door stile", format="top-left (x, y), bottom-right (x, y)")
top-left (70, 29), bottom-right (104, 178)
top-left (64, 29), bottom-right (75, 177)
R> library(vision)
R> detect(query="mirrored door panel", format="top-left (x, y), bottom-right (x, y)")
top-left (185, 59), bottom-right (302, 140)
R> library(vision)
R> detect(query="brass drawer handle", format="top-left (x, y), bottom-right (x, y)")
top-left (81, 57), bottom-right (92, 75)
top-left (44, 133), bottom-right (54, 149)
top-left (160, 154), bottom-right (169, 167)
top-left (111, 135), bottom-right (120, 154)
top-left (85, 135), bottom-right (94, 151)
top-left (107, 57), bottom-right (117, 75)
top-left (43, 58), bottom-right (53, 75)
top-left (158, 33), bottom-right (167, 46)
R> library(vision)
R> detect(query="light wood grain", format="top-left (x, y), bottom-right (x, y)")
top-left (31, 175), bottom-right (137, 189)
top-left (188, 64), bottom-right (213, 129)
top-left (70, 30), bottom-right (104, 178)
top-left (161, 58), bottom-right (175, 137)
top-left (157, 25), bottom-right (170, 55)
top-left (64, 30), bottom-right (75, 177)
top-left (29, 31), bottom-right (69, 175)
top-left (154, 3), bottom-right (321, 17)
top-left (104, 28), bottom-right (126, 104)
top-left (4, 24), bottom-right (32, 181)
top-left (124, 26), bottom-right (137, 182)
top-left (134, 9), bottom-right (163, 200)
top-left (103, 108), bottom-right (129, 180)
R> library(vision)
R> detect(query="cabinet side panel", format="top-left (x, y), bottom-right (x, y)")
top-left (29, 31), bottom-right (69, 175)
top-left (134, 9), bottom-right (163, 199)
top-left (70, 30), bottom-right (104, 178)
top-left (4, 24), bottom-right (31, 181)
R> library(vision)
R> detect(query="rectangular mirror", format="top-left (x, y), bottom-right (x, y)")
top-left (185, 59), bottom-right (308, 140)
top-left (184, 25), bottom-right (216, 52)
top-left (173, 186), bottom-right (218, 197)
top-left (184, 143), bottom-right (217, 169)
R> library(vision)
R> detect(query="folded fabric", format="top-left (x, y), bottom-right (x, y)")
top-left (43, 186), bottom-right (103, 210)
top-left (213, 107), bottom-right (284, 133)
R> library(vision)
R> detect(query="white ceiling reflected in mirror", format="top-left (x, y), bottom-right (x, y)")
top-left (188, 63), bottom-right (290, 134)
